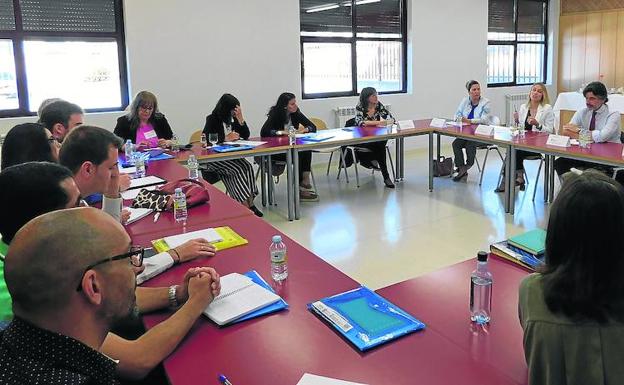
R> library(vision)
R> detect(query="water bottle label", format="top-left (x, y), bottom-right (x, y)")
top-left (174, 201), bottom-right (186, 210)
top-left (270, 250), bottom-right (286, 264)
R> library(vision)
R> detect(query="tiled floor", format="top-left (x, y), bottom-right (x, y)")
top-left (257, 145), bottom-right (551, 290)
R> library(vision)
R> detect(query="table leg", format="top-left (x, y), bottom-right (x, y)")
top-left (286, 151), bottom-right (293, 221)
top-left (294, 149), bottom-right (301, 220)
top-left (543, 155), bottom-right (550, 203)
top-left (548, 155), bottom-right (555, 203)
top-left (260, 156), bottom-right (267, 207)
top-left (504, 147), bottom-right (511, 213)
top-left (429, 132), bottom-right (434, 192)
top-left (267, 155), bottom-right (274, 206)
top-left (509, 146), bottom-right (516, 215)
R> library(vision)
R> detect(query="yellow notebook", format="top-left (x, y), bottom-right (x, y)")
top-left (152, 226), bottom-right (248, 253)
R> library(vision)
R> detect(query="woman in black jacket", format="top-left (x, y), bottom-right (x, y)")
top-left (114, 91), bottom-right (173, 148)
top-left (260, 92), bottom-right (318, 201)
top-left (202, 94), bottom-right (262, 216)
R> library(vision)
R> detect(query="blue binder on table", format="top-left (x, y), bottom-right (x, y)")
top-left (308, 286), bottom-right (425, 351)
top-left (119, 151), bottom-right (173, 168)
top-left (212, 144), bottom-right (254, 153)
top-left (230, 270), bottom-right (289, 324)
top-left (300, 134), bottom-right (335, 142)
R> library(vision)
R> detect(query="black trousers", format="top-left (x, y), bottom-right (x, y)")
top-left (271, 151), bottom-right (312, 183)
top-left (342, 141), bottom-right (391, 180)
top-left (452, 139), bottom-right (477, 168)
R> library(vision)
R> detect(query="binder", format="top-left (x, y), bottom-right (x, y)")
top-left (490, 241), bottom-right (545, 271)
top-left (308, 286), bottom-right (425, 351)
top-left (212, 226), bottom-right (248, 251)
top-left (212, 144), bottom-right (254, 153)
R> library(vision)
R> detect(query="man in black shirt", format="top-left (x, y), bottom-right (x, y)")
top-left (0, 208), bottom-right (216, 384)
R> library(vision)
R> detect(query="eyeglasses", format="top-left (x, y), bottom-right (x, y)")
top-left (76, 246), bottom-right (144, 291)
top-left (48, 137), bottom-right (61, 146)
top-left (139, 105), bottom-right (154, 111)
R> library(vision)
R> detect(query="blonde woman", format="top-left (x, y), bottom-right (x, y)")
top-left (496, 83), bottom-right (554, 192)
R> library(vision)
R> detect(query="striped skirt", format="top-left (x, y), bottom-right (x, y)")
top-left (204, 158), bottom-right (257, 203)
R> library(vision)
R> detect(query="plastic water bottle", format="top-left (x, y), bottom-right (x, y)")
top-left (470, 251), bottom-right (493, 324)
top-left (173, 188), bottom-right (188, 224)
top-left (171, 134), bottom-right (180, 153)
top-left (270, 235), bottom-right (288, 281)
top-left (287, 123), bottom-right (296, 145)
top-left (187, 154), bottom-right (199, 180)
top-left (579, 128), bottom-right (591, 148)
top-left (125, 140), bottom-right (134, 160)
top-left (134, 154), bottom-right (146, 178)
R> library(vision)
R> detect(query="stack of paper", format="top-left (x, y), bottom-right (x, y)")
top-left (152, 228), bottom-right (223, 253)
top-left (129, 175), bottom-right (166, 190)
top-left (136, 252), bottom-right (175, 284)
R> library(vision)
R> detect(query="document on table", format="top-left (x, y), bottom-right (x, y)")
top-left (121, 184), bottom-right (162, 200)
top-left (124, 207), bottom-right (154, 224)
top-left (222, 140), bottom-right (267, 147)
top-left (128, 175), bottom-right (166, 189)
top-left (118, 164), bottom-right (136, 174)
top-left (296, 374), bottom-right (368, 385)
top-left (163, 228), bottom-right (223, 248)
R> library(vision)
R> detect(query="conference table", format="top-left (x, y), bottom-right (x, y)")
top-left (123, 152), bottom-right (534, 384)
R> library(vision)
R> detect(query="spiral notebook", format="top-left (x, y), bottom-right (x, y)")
top-left (203, 272), bottom-right (282, 326)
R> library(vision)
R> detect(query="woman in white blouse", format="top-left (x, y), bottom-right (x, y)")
top-left (496, 83), bottom-right (554, 192)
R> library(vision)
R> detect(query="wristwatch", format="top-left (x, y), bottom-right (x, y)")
top-left (168, 285), bottom-right (179, 309)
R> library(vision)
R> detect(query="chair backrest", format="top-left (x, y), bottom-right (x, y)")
top-left (309, 117), bottom-right (327, 130)
top-left (345, 117), bottom-right (356, 127)
top-left (489, 115), bottom-right (501, 126)
top-left (189, 129), bottom-right (203, 143)
top-left (620, 131), bottom-right (624, 144)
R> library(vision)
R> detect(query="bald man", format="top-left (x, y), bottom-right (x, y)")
top-left (0, 208), bottom-right (219, 384)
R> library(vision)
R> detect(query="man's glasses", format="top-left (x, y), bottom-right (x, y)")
top-left (76, 246), bottom-right (144, 291)
top-left (48, 137), bottom-right (61, 146)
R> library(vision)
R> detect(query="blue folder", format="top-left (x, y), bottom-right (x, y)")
top-left (308, 286), bottom-right (425, 351)
top-left (300, 134), bottom-right (335, 142)
top-left (119, 151), bottom-right (174, 168)
top-left (230, 270), bottom-right (289, 324)
top-left (212, 144), bottom-right (254, 153)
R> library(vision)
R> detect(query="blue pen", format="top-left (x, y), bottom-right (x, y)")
top-left (218, 374), bottom-right (233, 385)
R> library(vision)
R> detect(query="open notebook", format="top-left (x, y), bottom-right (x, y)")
top-left (204, 273), bottom-right (282, 326)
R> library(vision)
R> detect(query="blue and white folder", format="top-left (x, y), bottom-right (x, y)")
top-left (231, 270), bottom-right (289, 324)
top-left (299, 134), bottom-right (335, 142)
top-left (212, 144), bottom-right (254, 153)
top-left (308, 286), bottom-right (425, 351)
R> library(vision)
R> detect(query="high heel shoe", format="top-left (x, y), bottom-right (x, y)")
top-left (250, 205), bottom-right (264, 217)
top-left (384, 178), bottom-right (395, 188)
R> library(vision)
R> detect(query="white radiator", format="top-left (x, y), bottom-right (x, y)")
top-left (505, 94), bottom-right (527, 126)
top-left (334, 104), bottom-right (391, 127)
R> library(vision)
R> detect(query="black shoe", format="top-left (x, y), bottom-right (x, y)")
top-left (452, 168), bottom-right (468, 182)
top-left (384, 178), bottom-right (395, 188)
top-left (250, 205), bottom-right (264, 217)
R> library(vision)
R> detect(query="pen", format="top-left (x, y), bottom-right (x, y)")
top-left (218, 374), bottom-right (233, 385)
top-left (153, 212), bottom-right (160, 223)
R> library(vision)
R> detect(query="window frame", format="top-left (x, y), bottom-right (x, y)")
top-left (0, 0), bottom-right (129, 117)
top-left (487, 0), bottom-right (549, 88)
top-left (300, 0), bottom-right (408, 99)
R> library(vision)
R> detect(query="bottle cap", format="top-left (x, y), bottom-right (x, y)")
top-left (174, 187), bottom-right (183, 194)
top-left (477, 251), bottom-right (488, 262)
top-left (272, 235), bottom-right (282, 243)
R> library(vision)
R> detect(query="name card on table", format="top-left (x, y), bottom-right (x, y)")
top-left (397, 120), bottom-right (416, 129)
top-left (546, 134), bottom-right (571, 147)
top-left (429, 118), bottom-right (447, 128)
top-left (474, 124), bottom-right (494, 136)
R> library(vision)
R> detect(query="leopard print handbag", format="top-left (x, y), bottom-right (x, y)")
top-left (131, 189), bottom-right (172, 211)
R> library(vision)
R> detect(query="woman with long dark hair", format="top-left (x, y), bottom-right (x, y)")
top-left (351, 87), bottom-right (395, 188)
top-left (261, 92), bottom-right (318, 201)
top-left (202, 93), bottom-right (262, 216)
top-left (1, 123), bottom-right (59, 170)
top-left (114, 91), bottom-right (174, 148)
top-left (519, 170), bottom-right (624, 384)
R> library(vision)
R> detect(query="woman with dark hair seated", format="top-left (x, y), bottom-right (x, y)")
top-left (350, 87), bottom-right (395, 188)
top-left (202, 94), bottom-right (262, 216)
top-left (260, 92), bottom-right (318, 201)
top-left (519, 170), bottom-right (624, 384)
top-left (114, 91), bottom-right (174, 148)
top-left (1, 123), bottom-right (60, 170)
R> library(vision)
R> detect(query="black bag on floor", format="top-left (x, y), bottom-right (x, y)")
top-left (433, 156), bottom-right (454, 177)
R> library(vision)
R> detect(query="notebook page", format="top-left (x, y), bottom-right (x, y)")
top-left (163, 228), bottom-right (223, 248)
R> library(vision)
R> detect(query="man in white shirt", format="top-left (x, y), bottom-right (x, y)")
top-left (554, 81), bottom-right (622, 177)
top-left (58, 125), bottom-right (129, 222)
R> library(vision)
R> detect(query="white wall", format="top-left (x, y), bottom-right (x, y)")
top-left (0, 0), bottom-right (560, 149)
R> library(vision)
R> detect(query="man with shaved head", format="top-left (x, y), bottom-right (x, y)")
top-left (0, 208), bottom-right (219, 384)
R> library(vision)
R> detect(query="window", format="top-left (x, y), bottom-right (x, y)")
top-left (0, 0), bottom-right (128, 117)
top-left (300, 0), bottom-right (407, 99)
top-left (487, 0), bottom-right (548, 86)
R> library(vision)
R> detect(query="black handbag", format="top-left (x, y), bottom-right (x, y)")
top-left (433, 156), bottom-right (454, 177)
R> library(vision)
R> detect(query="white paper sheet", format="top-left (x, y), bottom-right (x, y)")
top-left (124, 207), bottom-right (154, 224)
top-left (296, 374), bottom-right (368, 385)
top-left (222, 140), bottom-right (267, 147)
top-left (163, 228), bottom-right (223, 248)
top-left (129, 175), bottom-right (166, 189)
top-left (121, 184), bottom-right (162, 200)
